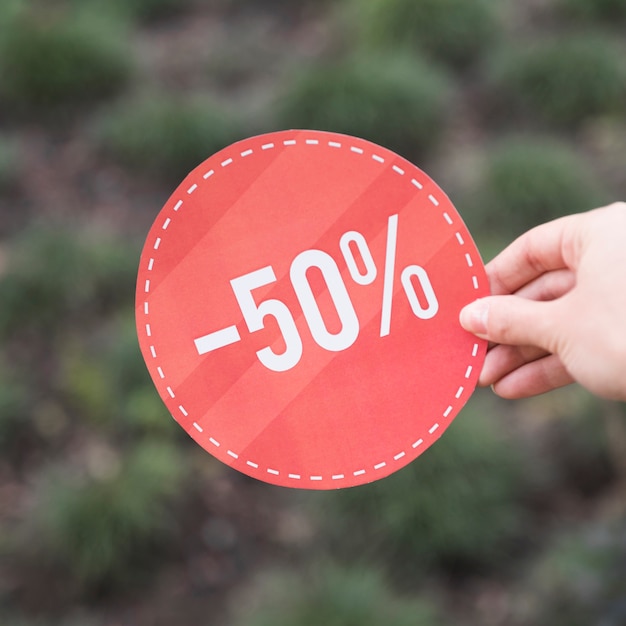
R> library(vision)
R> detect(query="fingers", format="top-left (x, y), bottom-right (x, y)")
top-left (460, 295), bottom-right (560, 351)
top-left (489, 354), bottom-right (575, 399)
top-left (515, 269), bottom-right (575, 302)
top-left (479, 344), bottom-right (548, 387)
top-left (487, 213), bottom-right (584, 295)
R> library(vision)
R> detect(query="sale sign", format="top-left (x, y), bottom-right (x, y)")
top-left (136, 130), bottom-right (488, 489)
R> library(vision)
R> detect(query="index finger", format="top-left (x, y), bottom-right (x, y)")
top-left (486, 212), bottom-right (585, 296)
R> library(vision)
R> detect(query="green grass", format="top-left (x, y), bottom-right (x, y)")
top-left (122, 0), bottom-right (188, 20)
top-left (519, 520), bottom-right (626, 626)
top-left (0, 137), bottom-right (18, 191)
top-left (0, 226), bottom-right (138, 340)
top-left (537, 393), bottom-right (617, 497)
top-left (233, 564), bottom-right (443, 626)
top-left (29, 440), bottom-right (186, 589)
top-left (60, 314), bottom-right (176, 438)
top-left (561, 0), bottom-right (626, 21)
top-left (89, 0), bottom-right (191, 22)
top-left (0, 3), bottom-right (132, 114)
top-left (317, 395), bottom-right (528, 576)
top-left (351, 0), bottom-right (501, 70)
top-left (278, 53), bottom-right (451, 159)
top-left (470, 137), bottom-right (601, 237)
top-left (0, 366), bottom-right (30, 451)
top-left (97, 96), bottom-right (243, 182)
top-left (489, 34), bottom-right (626, 129)
top-left (0, 615), bottom-right (99, 626)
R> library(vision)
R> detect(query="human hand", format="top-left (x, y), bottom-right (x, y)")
top-left (459, 202), bottom-right (626, 401)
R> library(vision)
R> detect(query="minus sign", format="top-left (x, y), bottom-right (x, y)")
top-left (194, 325), bottom-right (241, 355)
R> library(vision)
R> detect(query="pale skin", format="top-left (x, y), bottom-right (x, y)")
top-left (459, 202), bottom-right (626, 401)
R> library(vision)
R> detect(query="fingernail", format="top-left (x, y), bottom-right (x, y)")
top-left (459, 299), bottom-right (489, 336)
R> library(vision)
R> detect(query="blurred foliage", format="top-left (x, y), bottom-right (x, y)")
top-left (0, 613), bottom-right (99, 626)
top-left (318, 397), bottom-right (528, 577)
top-left (0, 226), bottom-right (138, 341)
top-left (84, 0), bottom-right (193, 23)
top-left (471, 138), bottom-right (601, 237)
top-left (0, 364), bottom-right (30, 451)
top-left (539, 394), bottom-right (617, 497)
top-left (233, 564), bottom-right (442, 626)
top-left (27, 440), bottom-right (186, 589)
top-left (278, 54), bottom-right (451, 159)
top-left (97, 96), bottom-right (243, 182)
top-left (0, 137), bottom-right (19, 191)
top-left (221, 0), bottom-right (331, 11)
top-left (60, 315), bottom-right (175, 438)
top-left (0, 1), bottom-right (624, 623)
top-left (489, 35), bottom-right (626, 129)
top-left (351, 0), bottom-right (501, 70)
top-left (518, 519), bottom-right (626, 626)
top-left (561, 0), bottom-right (626, 21)
top-left (0, 2), bottom-right (132, 115)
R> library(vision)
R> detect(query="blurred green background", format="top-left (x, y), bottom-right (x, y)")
top-left (0, 0), bottom-right (625, 624)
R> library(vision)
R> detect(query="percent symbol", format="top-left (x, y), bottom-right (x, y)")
top-left (194, 213), bottom-right (439, 373)
top-left (379, 213), bottom-right (440, 337)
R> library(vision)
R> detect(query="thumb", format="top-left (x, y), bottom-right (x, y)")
top-left (459, 296), bottom-right (559, 350)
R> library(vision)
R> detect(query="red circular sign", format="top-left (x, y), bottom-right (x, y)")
top-left (136, 130), bottom-right (488, 489)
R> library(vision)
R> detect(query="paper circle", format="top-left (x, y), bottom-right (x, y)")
top-left (136, 130), bottom-right (488, 489)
